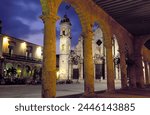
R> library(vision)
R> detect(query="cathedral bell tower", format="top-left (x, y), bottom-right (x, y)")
top-left (59, 15), bottom-right (72, 80)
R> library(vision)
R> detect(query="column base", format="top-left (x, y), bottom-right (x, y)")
top-left (136, 82), bottom-right (145, 89)
top-left (83, 92), bottom-right (96, 98)
top-left (106, 89), bottom-right (115, 93)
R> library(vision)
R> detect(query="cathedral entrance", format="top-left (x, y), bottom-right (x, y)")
top-left (73, 69), bottom-right (79, 79)
top-left (95, 64), bottom-right (105, 80)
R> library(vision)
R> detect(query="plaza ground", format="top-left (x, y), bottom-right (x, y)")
top-left (0, 80), bottom-right (150, 98)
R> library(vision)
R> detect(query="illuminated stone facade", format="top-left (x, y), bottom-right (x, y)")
top-left (59, 15), bottom-right (71, 80)
top-left (58, 19), bottom-right (121, 81)
top-left (0, 34), bottom-right (43, 83)
top-left (75, 28), bottom-right (121, 80)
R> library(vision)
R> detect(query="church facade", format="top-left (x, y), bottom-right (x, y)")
top-left (58, 15), bottom-right (121, 81)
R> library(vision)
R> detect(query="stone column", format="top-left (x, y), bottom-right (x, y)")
top-left (80, 38), bottom-right (84, 80)
top-left (134, 54), bottom-right (144, 88)
top-left (79, 59), bottom-right (83, 80)
top-left (20, 64), bottom-right (25, 78)
top-left (127, 63), bottom-right (136, 88)
top-left (41, 14), bottom-right (59, 98)
top-left (144, 61), bottom-right (150, 85)
top-left (83, 29), bottom-right (94, 95)
top-left (68, 61), bottom-right (72, 80)
top-left (105, 45), bottom-right (115, 92)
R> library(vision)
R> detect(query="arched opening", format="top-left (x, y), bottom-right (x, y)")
top-left (142, 39), bottom-right (150, 85)
top-left (4, 63), bottom-right (17, 84)
top-left (92, 22), bottom-right (107, 91)
top-left (41, 0), bottom-right (115, 97)
top-left (56, 2), bottom-right (84, 96)
top-left (92, 22), bottom-right (105, 80)
top-left (16, 64), bottom-right (22, 78)
top-left (112, 35), bottom-right (121, 89)
top-left (31, 66), bottom-right (41, 84)
top-left (4, 63), bottom-right (16, 78)
top-left (23, 65), bottom-right (31, 78)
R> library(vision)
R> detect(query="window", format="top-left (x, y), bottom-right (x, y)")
top-left (26, 46), bottom-right (32, 59)
top-left (8, 45), bottom-right (13, 56)
top-left (62, 30), bottom-right (65, 36)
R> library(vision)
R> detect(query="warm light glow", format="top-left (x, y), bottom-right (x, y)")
top-left (21, 42), bottom-right (27, 50)
top-left (3, 37), bottom-right (9, 44)
top-left (36, 47), bottom-right (42, 58)
top-left (56, 71), bottom-right (60, 79)
top-left (17, 69), bottom-right (21, 73)
top-left (3, 36), bottom-right (9, 52)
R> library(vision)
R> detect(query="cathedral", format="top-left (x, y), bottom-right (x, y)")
top-left (58, 15), bottom-right (121, 81)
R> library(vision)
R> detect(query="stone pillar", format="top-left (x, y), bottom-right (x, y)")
top-left (68, 62), bottom-right (72, 80)
top-left (83, 29), bottom-right (94, 95)
top-left (105, 45), bottom-right (115, 92)
top-left (79, 59), bottom-right (83, 80)
top-left (127, 63), bottom-right (136, 88)
top-left (80, 38), bottom-right (84, 80)
top-left (41, 14), bottom-right (59, 98)
top-left (144, 61), bottom-right (150, 85)
top-left (134, 54), bottom-right (144, 88)
top-left (20, 64), bottom-right (24, 78)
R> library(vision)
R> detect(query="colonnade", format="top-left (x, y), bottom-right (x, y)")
top-left (40, 0), bottom-right (147, 97)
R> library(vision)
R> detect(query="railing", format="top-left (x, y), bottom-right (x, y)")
top-left (3, 53), bottom-right (42, 64)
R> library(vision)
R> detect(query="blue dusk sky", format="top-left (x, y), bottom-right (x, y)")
top-left (0, 0), bottom-right (82, 54)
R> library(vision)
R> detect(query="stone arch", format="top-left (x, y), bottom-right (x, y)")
top-left (5, 63), bottom-right (13, 76)
top-left (23, 65), bottom-right (32, 78)
top-left (15, 64), bottom-right (23, 78)
top-left (40, 0), bottom-right (116, 97)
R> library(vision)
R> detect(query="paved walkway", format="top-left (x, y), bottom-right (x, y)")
top-left (1, 80), bottom-right (149, 98)
top-left (0, 80), bottom-right (121, 98)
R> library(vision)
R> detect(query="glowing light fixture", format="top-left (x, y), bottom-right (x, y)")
top-left (36, 47), bottom-right (42, 58)
top-left (3, 36), bottom-right (9, 43)
top-left (21, 42), bottom-right (27, 50)
top-left (3, 36), bottom-right (9, 52)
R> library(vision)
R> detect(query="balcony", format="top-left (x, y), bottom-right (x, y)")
top-left (3, 53), bottom-right (42, 64)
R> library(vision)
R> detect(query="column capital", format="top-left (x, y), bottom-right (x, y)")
top-left (82, 31), bottom-right (94, 41)
top-left (40, 13), bottom-right (60, 23)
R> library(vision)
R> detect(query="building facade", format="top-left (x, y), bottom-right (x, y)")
top-left (0, 34), bottom-right (43, 84)
top-left (58, 15), bottom-right (121, 81)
